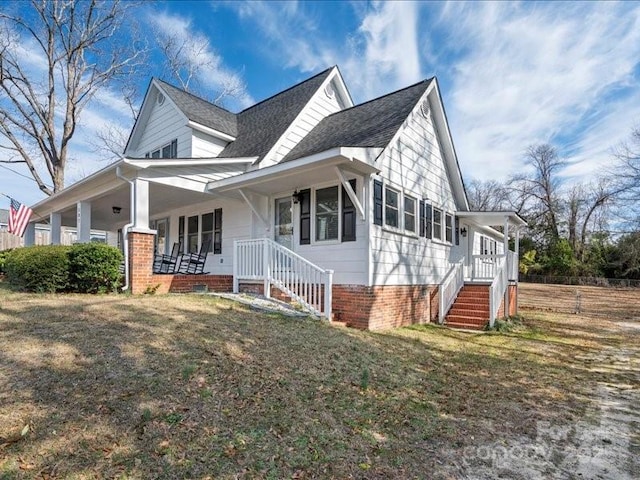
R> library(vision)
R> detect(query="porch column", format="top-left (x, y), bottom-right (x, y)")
top-left (24, 222), bottom-right (36, 246)
top-left (77, 201), bottom-right (91, 243)
top-left (503, 217), bottom-right (509, 254)
top-left (50, 212), bottom-right (62, 245)
top-left (503, 217), bottom-right (510, 318)
top-left (133, 178), bottom-right (150, 229)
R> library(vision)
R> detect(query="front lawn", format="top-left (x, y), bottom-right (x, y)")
top-left (0, 283), bottom-right (637, 478)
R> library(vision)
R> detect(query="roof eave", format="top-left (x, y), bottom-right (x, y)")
top-left (206, 147), bottom-right (381, 193)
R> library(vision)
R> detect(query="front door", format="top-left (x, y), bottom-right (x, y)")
top-left (274, 197), bottom-right (293, 250)
top-left (153, 218), bottom-right (169, 254)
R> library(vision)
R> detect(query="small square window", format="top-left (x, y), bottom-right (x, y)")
top-left (385, 187), bottom-right (399, 228)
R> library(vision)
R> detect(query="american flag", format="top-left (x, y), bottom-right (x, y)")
top-left (8, 198), bottom-right (33, 237)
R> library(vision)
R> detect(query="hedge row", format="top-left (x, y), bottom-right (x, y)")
top-left (3, 244), bottom-right (123, 293)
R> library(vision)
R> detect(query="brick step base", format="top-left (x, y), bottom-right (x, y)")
top-left (445, 314), bottom-right (488, 325)
top-left (448, 307), bottom-right (489, 317)
top-left (445, 321), bottom-right (486, 331)
top-left (456, 293), bottom-right (490, 300)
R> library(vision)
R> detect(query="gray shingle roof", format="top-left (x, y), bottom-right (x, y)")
top-left (156, 80), bottom-right (238, 137)
top-left (219, 67), bottom-right (334, 162)
top-left (0, 208), bottom-right (8, 225)
top-left (282, 78), bottom-right (433, 163)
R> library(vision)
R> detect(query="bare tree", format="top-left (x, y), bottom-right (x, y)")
top-left (566, 180), bottom-right (616, 260)
top-left (508, 144), bottom-right (565, 240)
top-left (612, 127), bottom-right (640, 228)
top-left (466, 179), bottom-right (510, 211)
top-left (154, 27), bottom-right (246, 106)
top-left (0, 0), bottom-right (144, 195)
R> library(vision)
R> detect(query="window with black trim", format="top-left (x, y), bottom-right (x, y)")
top-left (187, 215), bottom-right (198, 253)
top-left (178, 216), bottom-right (185, 253)
top-left (445, 213), bottom-right (453, 243)
top-left (404, 196), bottom-right (416, 233)
top-left (433, 208), bottom-right (443, 240)
top-left (213, 208), bottom-right (222, 254)
top-left (202, 212), bottom-right (213, 253)
top-left (385, 187), bottom-right (399, 228)
top-left (315, 186), bottom-right (339, 241)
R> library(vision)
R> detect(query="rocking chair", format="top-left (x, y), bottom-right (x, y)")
top-left (154, 242), bottom-right (182, 274)
top-left (178, 240), bottom-right (211, 274)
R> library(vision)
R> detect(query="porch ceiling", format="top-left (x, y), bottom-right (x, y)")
top-left (55, 182), bottom-right (213, 231)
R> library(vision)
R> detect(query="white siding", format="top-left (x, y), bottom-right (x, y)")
top-left (371, 106), bottom-right (459, 286)
top-left (150, 197), bottom-right (251, 276)
top-left (296, 220), bottom-right (368, 285)
top-left (131, 99), bottom-right (192, 158)
top-left (265, 78), bottom-right (346, 166)
top-left (191, 130), bottom-right (228, 158)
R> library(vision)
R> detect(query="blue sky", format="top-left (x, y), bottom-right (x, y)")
top-left (1, 0), bottom-right (640, 208)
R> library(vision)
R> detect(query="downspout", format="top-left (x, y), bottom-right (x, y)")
top-left (116, 165), bottom-right (135, 292)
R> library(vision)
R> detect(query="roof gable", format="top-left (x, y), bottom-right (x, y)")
top-left (282, 79), bottom-right (433, 163)
top-left (155, 80), bottom-right (238, 137)
top-left (218, 67), bottom-right (334, 162)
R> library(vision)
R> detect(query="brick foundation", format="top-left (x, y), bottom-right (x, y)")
top-left (508, 284), bottom-right (517, 317)
top-left (332, 284), bottom-right (436, 330)
top-left (149, 274), bottom-right (233, 294)
top-left (497, 283), bottom-right (519, 318)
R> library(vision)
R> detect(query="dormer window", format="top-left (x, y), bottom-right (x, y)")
top-left (145, 139), bottom-right (177, 159)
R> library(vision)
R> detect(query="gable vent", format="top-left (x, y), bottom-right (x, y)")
top-left (420, 99), bottom-right (430, 118)
top-left (324, 84), bottom-right (335, 99)
top-left (157, 92), bottom-right (165, 106)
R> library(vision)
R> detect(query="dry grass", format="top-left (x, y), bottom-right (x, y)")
top-left (0, 282), bottom-right (638, 479)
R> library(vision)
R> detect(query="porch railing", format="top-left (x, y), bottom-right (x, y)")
top-left (233, 238), bottom-right (333, 319)
top-left (439, 259), bottom-right (465, 324)
top-left (471, 252), bottom-right (519, 282)
top-left (489, 255), bottom-right (508, 327)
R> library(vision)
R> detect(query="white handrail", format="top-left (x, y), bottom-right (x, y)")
top-left (439, 259), bottom-right (465, 323)
top-left (234, 238), bottom-right (333, 319)
top-left (489, 256), bottom-right (508, 327)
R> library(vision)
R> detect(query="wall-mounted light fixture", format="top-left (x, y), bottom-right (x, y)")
top-left (292, 190), bottom-right (301, 204)
top-left (112, 206), bottom-right (122, 214)
top-left (460, 227), bottom-right (467, 237)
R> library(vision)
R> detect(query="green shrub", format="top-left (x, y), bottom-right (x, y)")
top-left (0, 249), bottom-right (14, 275)
top-left (4, 245), bottom-right (71, 292)
top-left (68, 243), bottom-right (123, 293)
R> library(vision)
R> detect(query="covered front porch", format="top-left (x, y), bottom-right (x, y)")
top-left (28, 148), bottom-right (379, 313)
top-left (438, 211), bottom-right (527, 329)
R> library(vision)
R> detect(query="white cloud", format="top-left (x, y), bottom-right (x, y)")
top-left (149, 11), bottom-right (254, 109)
top-left (438, 2), bottom-right (640, 184)
top-left (230, 0), bottom-right (423, 102)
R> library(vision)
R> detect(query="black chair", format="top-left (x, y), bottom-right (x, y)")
top-left (178, 240), bottom-right (211, 274)
top-left (154, 242), bottom-right (182, 274)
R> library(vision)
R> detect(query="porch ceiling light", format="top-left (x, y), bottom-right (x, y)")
top-left (112, 206), bottom-right (122, 214)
